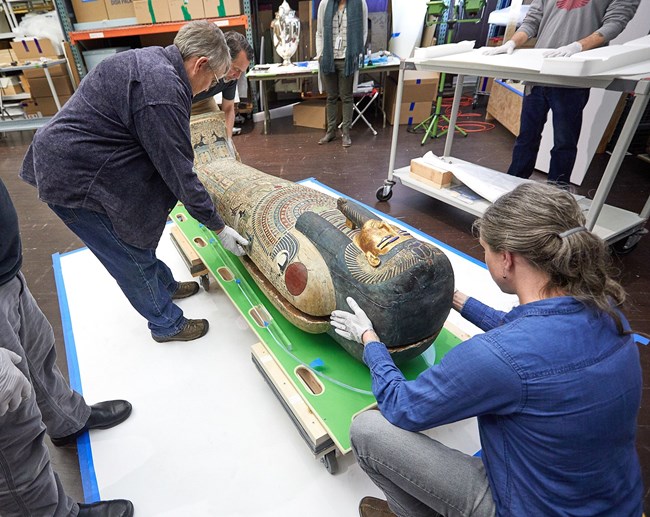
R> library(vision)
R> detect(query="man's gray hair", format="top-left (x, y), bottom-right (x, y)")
top-left (174, 21), bottom-right (231, 77)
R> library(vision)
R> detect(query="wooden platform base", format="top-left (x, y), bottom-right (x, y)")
top-left (251, 342), bottom-right (340, 473)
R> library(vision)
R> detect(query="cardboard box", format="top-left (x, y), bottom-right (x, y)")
top-left (104, 0), bottom-right (135, 19)
top-left (293, 99), bottom-right (327, 129)
top-left (203, 0), bottom-right (241, 18)
top-left (0, 76), bottom-right (24, 96)
top-left (385, 71), bottom-right (439, 104)
top-left (24, 75), bottom-right (74, 98)
top-left (22, 64), bottom-right (69, 80)
top-left (71, 0), bottom-right (109, 23)
top-left (10, 39), bottom-right (59, 61)
top-left (410, 158), bottom-right (453, 188)
top-left (18, 74), bottom-right (29, 94)
top-left (168, 0), bottom-right (204, 21)
top-left (0, 49), bottom-right (17, 66)
top-left (28, 95), bottom-right (72, 116)
top-left (133, 0), bottom-right (171, 23)
top-left (386, 101), bottom-right (432, 126)
top-left (293, 99), bottom-right (341, 129)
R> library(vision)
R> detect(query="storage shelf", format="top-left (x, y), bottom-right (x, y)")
top-left (0, 115), bottom-right (52, 132)
top-left (68, 15), bottom-right (249, 44)
top-left (2, 92), bottom-right (30, 100)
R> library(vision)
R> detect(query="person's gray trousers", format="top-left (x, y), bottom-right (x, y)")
top-left (321, 58), bottom-right (355, 134)
top-left (351, 410), bottom-right (496, 517)
top-left (0, 272), bottom-right (90, 516)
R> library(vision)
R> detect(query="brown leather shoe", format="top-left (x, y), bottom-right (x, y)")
top-left (152, 319), bottom-right (209, 343)
top-left (342, 133), bottom-right (352, 147)
top-left (359, 497), bottom-right (396, 517)
top-left (172, 281), bottom-right (200, 299)
top-left (318, 132), bottom-right (336, 144)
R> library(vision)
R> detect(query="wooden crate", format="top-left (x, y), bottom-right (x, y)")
top-left (485, 80), bottom-right (524, 136)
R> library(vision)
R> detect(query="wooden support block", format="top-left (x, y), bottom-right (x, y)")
top-left (251, 342), bottom-right (333, 452)
top-left (170, 224), bottom-right (209, 277)
top-left (486, 80), bottom-right (524, 136)
top-left (410, 158), bottom-right (453, 189)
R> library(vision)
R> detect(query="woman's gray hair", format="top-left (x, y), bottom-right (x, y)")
top-left (474, 182), bottom-right (628, 333)
top-left (174, 21), bottom-right (231, 77)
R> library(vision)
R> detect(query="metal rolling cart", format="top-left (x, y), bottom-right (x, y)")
top-left (376, 53), bottom-right (650, 252)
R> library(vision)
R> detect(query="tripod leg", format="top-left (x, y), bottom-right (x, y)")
top-left (420, 114), bottom-right (440, 145)
top-left (441, 115), bottom-right (468, 137)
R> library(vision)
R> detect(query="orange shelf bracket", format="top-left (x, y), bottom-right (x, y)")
top-left (69, 15), bottom-right (249, 44)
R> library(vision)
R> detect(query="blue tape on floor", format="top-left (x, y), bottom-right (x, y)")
top-left (635, 334), bottom-right (649, 345)
top-left (52, 252), bottom-right (100, 503)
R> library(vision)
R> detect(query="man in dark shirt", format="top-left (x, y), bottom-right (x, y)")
top-left (0, 177), bottom-right (134, 516)
top-left (20, 21), bottom-right (249, 344)
top-left (191, 31), bottom-right (254, 140)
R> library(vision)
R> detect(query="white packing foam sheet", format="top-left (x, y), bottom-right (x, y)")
top-left (421, 152), bottom-right (532, 203)
top-left (58, 180), bottom-right (517, 515)
top-left (486, 4), bottom-right (530, 26)
top-left (415, 47), bottom-right (547, 73)
top-left (413, 40), bottom-right (475, 61)
top-left (540, 44), bottom-right (650, 77)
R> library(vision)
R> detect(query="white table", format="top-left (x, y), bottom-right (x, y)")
top-left (378, 49), bottom-right (650, 250)
top-left (247, 56), bottom-right (401, 134)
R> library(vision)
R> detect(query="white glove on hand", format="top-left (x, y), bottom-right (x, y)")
top-left (543, 41), bottom-right (582, 58)
top-left (482, 40), bottom-right (516, 56)
top-left (217, 225), bottom-right (249, 256)
top-left (330, 297), bottom-right (374, 344)
top-left (0, 349), bottom-right (32, 417)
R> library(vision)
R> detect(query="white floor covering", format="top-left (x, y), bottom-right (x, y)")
top-left (54, 179), bottom-right (517, 516)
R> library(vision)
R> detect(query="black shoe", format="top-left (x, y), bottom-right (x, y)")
top-left (50, 400), bottom-right (132, 447)
top-left (78, 499), bottom-right (134, 517)
top-left (342, 133), bottom-right (352, 147)
top-left (318, 132), bottom-right (336, 144)
top-left (172, 281), bottom-right (200, 299)
top-left (151, 318), bottom-right (209, 343)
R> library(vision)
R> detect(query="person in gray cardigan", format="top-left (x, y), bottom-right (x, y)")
top-left (316, 0), bottom-right (368, 147)
top-left (20, 21), bottom-right (249, 344)
top-left (484, 0), bottom-right (641, 185)
top-left (1, 177), bottom-right (133, 517)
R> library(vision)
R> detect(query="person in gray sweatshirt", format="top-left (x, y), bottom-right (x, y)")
top-left (484, 0), bottom-right (641, 185)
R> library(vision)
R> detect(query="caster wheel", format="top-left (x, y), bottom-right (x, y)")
top-left (611, 237), bottom-right (639, 255)
top-left (320, 450), bottom-right (338, 475)
top-left (611, 229), bottom-right (646, 255)
top-left (376, 186), bottom-right (393, 202)
top-left (200, 274), bottom-right (210, 292)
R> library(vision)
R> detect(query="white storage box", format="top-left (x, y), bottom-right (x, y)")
top-left (82, 47), bottom-right (130, 70)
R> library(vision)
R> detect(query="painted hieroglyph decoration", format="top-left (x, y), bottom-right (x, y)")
top-left (190, 113), bottom-right (455, 362)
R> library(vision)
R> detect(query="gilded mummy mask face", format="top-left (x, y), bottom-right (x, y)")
top-left (353, 220), bottom-right (413, 267)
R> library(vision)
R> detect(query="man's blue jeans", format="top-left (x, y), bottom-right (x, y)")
top-left (508, 86), bottom-right (590, 185)
top-left (49, 204), bottom-right (186, 338)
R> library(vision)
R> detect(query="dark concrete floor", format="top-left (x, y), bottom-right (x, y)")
top-left (1, 98), bottom-right (649, 511)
